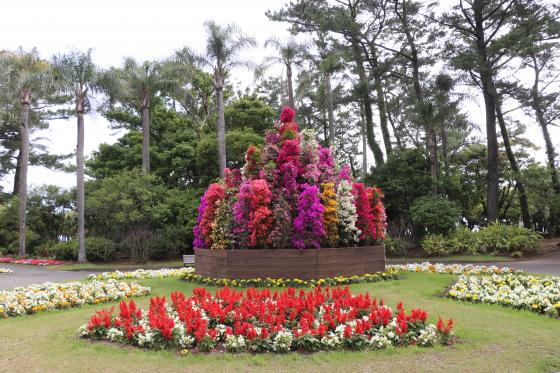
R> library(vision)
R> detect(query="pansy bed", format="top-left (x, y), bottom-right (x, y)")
top-left (181, 268), bottom-right (399, 288)
top-left (0, 257), bottom-right (65, 266)
top-left (79, 286), bottom-right (454, 353)
top-left (447, 273), bottom-right (560, 318)
top-left (0, 280), bottom-right (150, 318)
top-left (389, 262), bottom-right (520, 276)
top-left (88, 267), bottom-right (193, 281)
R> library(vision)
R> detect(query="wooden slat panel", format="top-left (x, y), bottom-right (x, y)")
top-left (194, 246), bottom-right (386, 280)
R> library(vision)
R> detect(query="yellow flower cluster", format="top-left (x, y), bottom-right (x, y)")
top-left (182, 268), bottom-right (400, 288)
top-left (0, 268), bottom-right (13, 274)
top-left (321, 182), bottom-right (339, 247)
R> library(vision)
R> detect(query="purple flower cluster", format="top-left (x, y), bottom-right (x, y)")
top-left (292, 184), bottom-right (326, 249)
top-left (318, 147), bottom-right (335, 183)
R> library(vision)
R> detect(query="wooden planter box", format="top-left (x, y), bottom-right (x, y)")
top-left (194, 245), bottom-right (385, 280)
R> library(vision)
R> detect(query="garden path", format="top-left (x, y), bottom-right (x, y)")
top-left (0, 263), bottom-right (86, 290)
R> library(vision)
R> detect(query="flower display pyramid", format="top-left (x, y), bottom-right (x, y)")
top-left (194, 107), bottom-right (386, 250)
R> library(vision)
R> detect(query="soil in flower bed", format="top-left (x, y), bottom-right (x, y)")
top-left (80, 286), bottom-right (454, 353)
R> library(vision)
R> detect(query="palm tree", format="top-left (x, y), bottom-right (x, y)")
top-left (0, 47), bottom-right (52, 257)
top-left (258, 37), bottom-right (307, 110)
top-left (103, 58), bottom-right (169, 174)
top-left (52, 49), bottom-right (101, 263)
top-left (182, 21), bottom-right (256, 178)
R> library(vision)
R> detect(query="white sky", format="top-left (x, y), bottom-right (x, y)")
top-left (0, 0), bottom-right (558, 191)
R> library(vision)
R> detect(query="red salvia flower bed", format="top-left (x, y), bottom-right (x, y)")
top-left (80, 286), bottom-right (454, 353)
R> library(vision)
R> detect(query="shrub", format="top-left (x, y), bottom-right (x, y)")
top-left (50, 237), bottom-right (119, 262)
top-left (384, 235), bottom-right (412, 257)
top-left (410, 195), bottom-right (461, 236)
top-left (447, 226), bottom-right (479, 255)
top-left (421, 234), bottom-right (455, 256)
top-left (477, 223), bottom-right (540, 256)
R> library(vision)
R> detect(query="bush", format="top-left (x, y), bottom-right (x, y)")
top-left (447, 226), bottom-right (479, 255)
top-left (50, 237), bottom-right (119, 262)
top-left (384, 235), bottom-right (413, 257)
top-left (410, 195), bottom-right (461, 236)
top-left (477, 222), bottom-right (540, 256)
top-left (420, 234), bottom-right (456, 256)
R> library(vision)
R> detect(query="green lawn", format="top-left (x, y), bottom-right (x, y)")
top-left (1, 273), bottom-right (559, 373)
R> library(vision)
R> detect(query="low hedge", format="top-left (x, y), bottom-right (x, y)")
top-left (49, 237), bottom-right (119, 262)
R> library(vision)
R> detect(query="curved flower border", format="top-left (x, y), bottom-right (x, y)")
top-left (388, 262), bottom-right (520, 276)
top-left (87, 267), bottom-right (194, 281)
top-left (0, 280), bottom-right (150, 318)
top-left (181, 268), bottom-right (400, 288)
top-left (447, 273), bottom-right (560, 318)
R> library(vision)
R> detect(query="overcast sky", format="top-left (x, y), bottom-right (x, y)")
top-left (0, 0), bottom-right (558, 191)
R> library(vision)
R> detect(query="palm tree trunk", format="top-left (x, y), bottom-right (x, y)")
top-left (427, 128), bottom-right (438, 195)
top-left (325, 73), bottom-right (335, 147)
top-left (77, 109), bottom-right (87, 262)
top-left (286, 64), bottom-right (295, 110)
top-left (216, 88), bottom-right (226, 179)
top-left (141, 106), bottom-right (150, 174)
top-left (18, 99), bottom-right (30, 257)
top-left (495, 105), bottom-right (531, 228)
top-left (13, 150), bottom-right (21, 196)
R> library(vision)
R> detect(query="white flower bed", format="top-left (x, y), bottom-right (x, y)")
top-left (0, 280), bottom-right (150, 318)
top-left (447, 273), bottom-right (560, 317)
top-left (389, 262), bottom-right (520, 275)
top-left (0, 268), bottom-right (13, 274)
top-left (87, 267), bottom-right (194, 281)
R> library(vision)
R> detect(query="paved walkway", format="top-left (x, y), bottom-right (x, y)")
top-left (486, 250), bottom-right (560, 275)
top-left (1, 250), bottom-right (559, 291)
top-left (0, 263), bottom-right (87, 290)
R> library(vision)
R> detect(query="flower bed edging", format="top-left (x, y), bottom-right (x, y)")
top-left (79, 286), bottom-right (454, 353)
top-left (87, 267), bottom-right (193, 281)
top-left (389, 262), bottom-right (520, 275)
top-left (0, 257), bottom-right (65, 266)
top-left (0, 280), bottom-right (150, 318)
top-left (447, 273), bottom-right (560, 318)
top-left (182, 268), bottom-right (399, 288)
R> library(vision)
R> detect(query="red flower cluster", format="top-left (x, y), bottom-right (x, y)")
top-left (82, 286), bottom-right (454, 352)
top-left (0, 257), bottom-right (65, 265)
top-left (352, 183), bottom-right (375, 241)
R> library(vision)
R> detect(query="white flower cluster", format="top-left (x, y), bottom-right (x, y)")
top-left (389, 262), bottom-right (520, 275)
top-left (225, 334), bottom-right (246, 352)
top-left (0, 280), bottom-right (150, 318)
top-left (369, 334), bottom-right (392, 349)
top-left (272, 330), bottom-right (293, 352)
top-left (336, 179), bottom-right (360, 245)
top-left (87, 267), bottom-right (194, 281)
top-left (321, 333), bottom-right (343, 349)
top-left (0, 268), bottom-right (13, 274)
top-left (416, 325), bottom-right (438, 346)
top-left (448, 273), bottom-right (560, 317)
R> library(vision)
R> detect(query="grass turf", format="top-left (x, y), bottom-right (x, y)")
top-left (0, 272), bottom-right (558, 373)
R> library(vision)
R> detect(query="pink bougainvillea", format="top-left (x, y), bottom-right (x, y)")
top-left (292, 184), bottom-right (325, 249)
top-left (193, 195), bottom-right (207, 249)
top-left (233, 180), bottom-right (274, 248)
